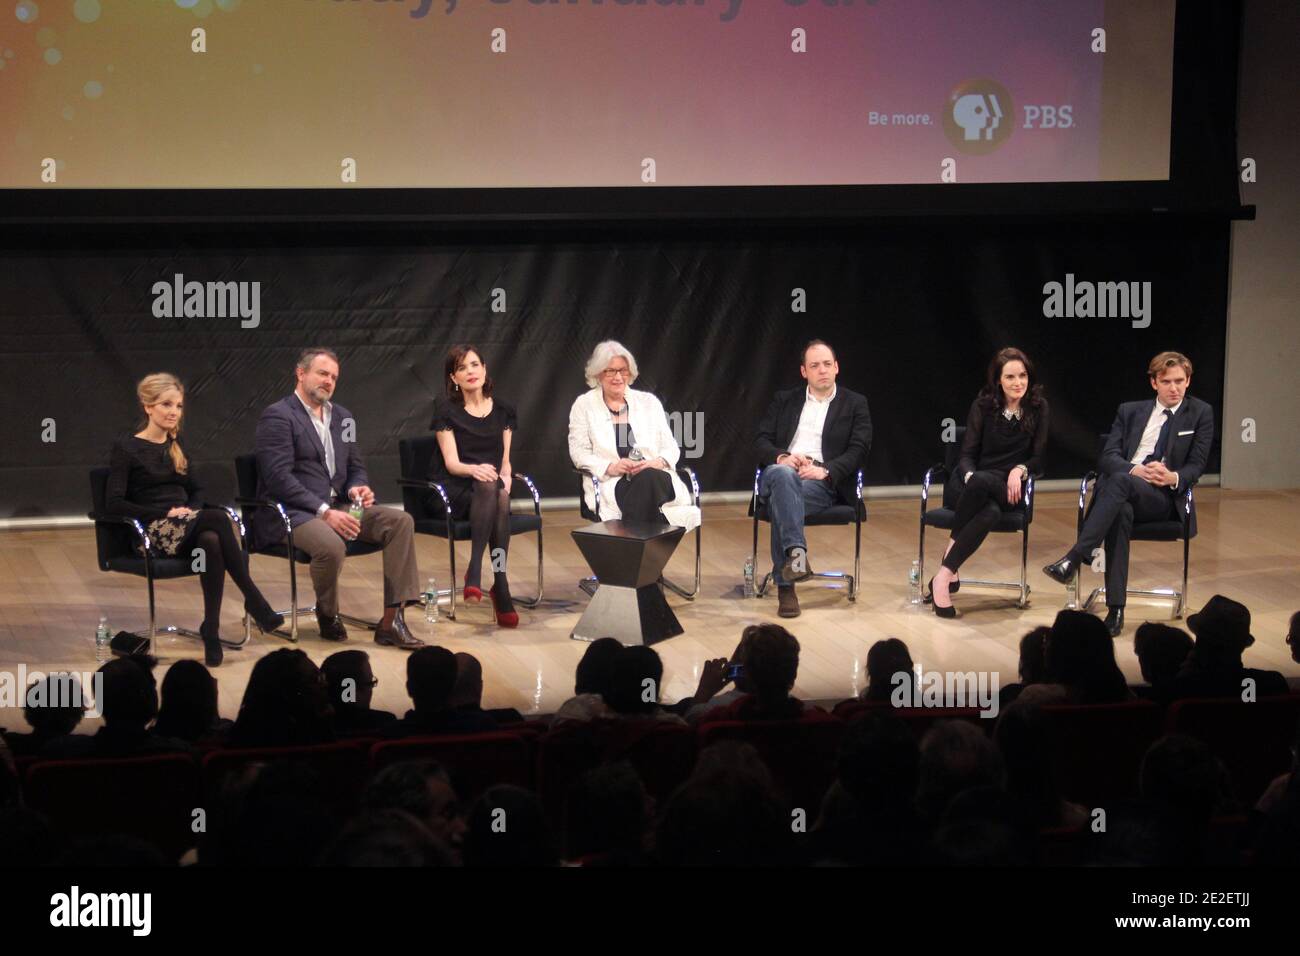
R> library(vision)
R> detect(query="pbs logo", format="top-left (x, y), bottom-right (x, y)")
top-left (942, 78), bottom-right (1015, 155)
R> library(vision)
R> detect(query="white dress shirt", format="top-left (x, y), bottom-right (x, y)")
top-left (296, 392), bottom-right (336, 516)
top-left (1131, 399), bottom-right (1182, 486)
top-left (786, 385), bottom-right (837, 463)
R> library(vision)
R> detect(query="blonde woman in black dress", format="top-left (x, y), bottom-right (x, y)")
top-left (106, 373), bottom-right (283, 665)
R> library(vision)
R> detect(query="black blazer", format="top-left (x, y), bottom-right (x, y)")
top-left (251, 394), bottom-right (370, 548)
top-left (1097, 395), bottom-right (1214, 534)
top-left (755, 386), bottom-right (872, 506)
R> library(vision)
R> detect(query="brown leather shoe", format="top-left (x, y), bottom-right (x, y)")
top-left (374, 608), bottom-right (425, 649)
top-left (777, 584), bottom-right (800, 618)
top-left (316, 612), bottom-right (349, 642)
top-left (779, 547), bottom-right (814, 584)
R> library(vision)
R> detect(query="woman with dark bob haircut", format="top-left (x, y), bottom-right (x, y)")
top-left (424, 345), bottom-right (520, 627)
top-left (927, 347), bottom-right (1049, 618)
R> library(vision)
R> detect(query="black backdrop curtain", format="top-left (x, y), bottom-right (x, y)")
top-left (0, 219), bottom-right (1226, 518)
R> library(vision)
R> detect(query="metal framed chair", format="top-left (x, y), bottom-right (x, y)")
top-left (88, 468), bottom-right (250, 653)
top-left (396, 436), bottom-right (543, 622)
top-left (749, 466), bottom-right (864, 601)
top-left (1070, 453), bottom-right (1195, 617)
top-left (917, 427), bottom-right (1036, 608)
top-left (234, 454), bottom-right (382, 642)
top-left (576, 465), bottom-right (702, 600)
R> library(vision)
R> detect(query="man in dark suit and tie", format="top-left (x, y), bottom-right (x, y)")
top-left (253, 348), bottom-right (424, 648)
top-left (1044, 352), bottom-right (1214, 636)
top-left (755, 340), bottom-right (872, 618)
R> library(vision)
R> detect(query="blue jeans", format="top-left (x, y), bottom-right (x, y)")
top-left (759, 464), bottom-right (838, 586)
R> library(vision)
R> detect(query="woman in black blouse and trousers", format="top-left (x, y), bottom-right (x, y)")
top-left (927, 348), bottom-right (1050, 618)
top-left (106, 373), bottom-right (283, 665)
top-left (426, 346), bottom-right (519, 628)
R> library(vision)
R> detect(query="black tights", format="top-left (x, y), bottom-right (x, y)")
top-left (467, 480), bottom-right (511, 596)
top-left (184, 509), bottom-right (271, 630)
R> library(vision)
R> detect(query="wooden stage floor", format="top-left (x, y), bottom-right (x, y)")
top-left (2, 488), bottom-right (1297, 727)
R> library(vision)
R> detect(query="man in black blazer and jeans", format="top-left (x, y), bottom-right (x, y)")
top-left (755, 340), bottom-right (872, 618)
top-left (1044, 352), bottom-right (1214, 636)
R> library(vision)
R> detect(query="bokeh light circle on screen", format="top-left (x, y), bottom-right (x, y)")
top-left (216, 0), bottom-right (241, 10)
top-left (83, 79), bottom-right (102, 99)
top-left (15, 1), bottom-right (39, 24)
top-left (43, 47), bottom-right (61, 65)
top-left (61, 104), bottom-right (74, 120)
top-left (173, 0), bottom-right (199, 9)
top-left (193, 0), bottom-right (214, 17)
top-left (73, 0), bottom-right (100, 23)
top-left (36, 26), bottom-right (54, 47)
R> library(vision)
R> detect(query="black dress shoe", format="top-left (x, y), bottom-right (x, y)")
top-left (1103, 606), bottom-right (1125, 637)
top-left (375, 609), bottom-right (425, 649)
top-left (1042, 556), bottom-right (1078, 585)
top-left (932, 602), bottom-right (958, 620)
top-left (316, 612), bottom-right (349, 642)
top-left (779, 547), bottom-right (814, 584)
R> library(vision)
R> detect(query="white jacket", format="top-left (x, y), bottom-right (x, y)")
top-left (567, 386), bottom-right (700, 532)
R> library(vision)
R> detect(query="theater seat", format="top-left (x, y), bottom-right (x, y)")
top-left (201, 740), bottom-right (370, 820)
top-left (833, 700), bottom-right (993, 737)
top-left (696, 719), bottom-right (845, 814)
top-left (23, 753), bottom-right (200, 861)
top-left (1165, 695), bottom-right (1300, 804)
top-left (369, 732), bottom-right (535, 802)
top-left (1038, 700), bottom-right (1164, 807)
top-left (536, 721), bottom-right (696, 826)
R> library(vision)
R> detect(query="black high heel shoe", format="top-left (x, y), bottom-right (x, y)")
top-left (922, 575), bottom-right (960, 604)
top-left (199, 621), bottom-right (223, 667)
top-left (245, 595), bottom-right (285, 634)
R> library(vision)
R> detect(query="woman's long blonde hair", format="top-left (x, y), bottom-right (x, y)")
top-left (136, 373), bottom-right (188, 475)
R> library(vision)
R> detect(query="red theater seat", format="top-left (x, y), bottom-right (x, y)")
top-left (834, 700), bottom-right (991, 737)
top-left (201, 740), bottom-right (370, 819)
top-left (536, 721), bottom-right (697, 825)
top-left (1038, 700), bottom-right (1163, 807)
top-left (369, 732), bottom-right (535, 801)
top-left (23, 753), bottom-right (200, 861)
top-left (1165, 695), bottom-right (1300, 805)
top-left (696, 719), bottom-right (845, 814)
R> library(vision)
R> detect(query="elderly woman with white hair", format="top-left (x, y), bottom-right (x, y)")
top-left (567, 340), bottom-right (700, 532)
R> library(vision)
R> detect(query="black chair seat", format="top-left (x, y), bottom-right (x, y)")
top-left (413, 514), bottom-right (543, 539)
top-left (1131, 520), bottom-right (1186, 542)
top-left (105, 555), bottom-right (197, 579)
top-left (922, 507), bottom-right (1027, 533)
top-left (753, 501), bottom-right (865, 525)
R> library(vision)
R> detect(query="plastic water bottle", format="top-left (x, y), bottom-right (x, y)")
top-left (743, 556), bottom-right (755, 598)
top-left (423, 576), bottom-right (439, 624)
top-left (908, 561), bottom-right (922, 605)
top-left (348, 492), bottom-right (364, 523)
top-left (95, 616), bottom-right (111, 662)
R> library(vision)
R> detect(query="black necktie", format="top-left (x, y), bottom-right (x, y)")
top-left (1144, 409), bottom-right (1174, 464)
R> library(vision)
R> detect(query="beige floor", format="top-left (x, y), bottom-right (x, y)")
top-left (1, 488), bottom-right (1297, 728)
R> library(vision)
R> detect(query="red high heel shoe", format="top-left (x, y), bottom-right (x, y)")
top-left (463, 574), bottom-right (483, 605)
top-left (489, 586), bottom-right (518, 628)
